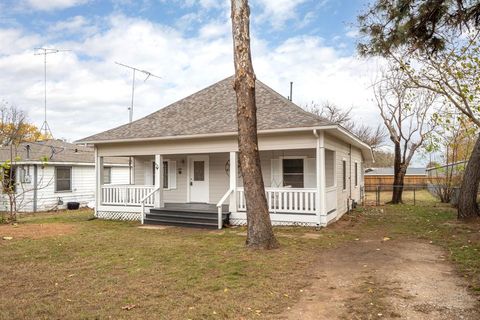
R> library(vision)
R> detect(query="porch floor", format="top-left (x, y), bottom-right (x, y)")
top-left (144, 203), bottom-right (230, 229)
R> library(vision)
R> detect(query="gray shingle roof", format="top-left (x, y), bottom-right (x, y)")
top-left (78, 76), bottom-right (332, 143)
top-left (0, 140), bottom-right (128, 164)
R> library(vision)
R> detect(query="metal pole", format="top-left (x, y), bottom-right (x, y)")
top-left (44, 52), bottom-right (47, 135)
top-left (130, 69), bottom-right (136, 123)
top-left (414, 187), bottom-right (416, 205)
top-left (128, 70), bottom-right (135, 185)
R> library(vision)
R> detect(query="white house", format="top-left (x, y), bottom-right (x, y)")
top-left (77, 76), bottom-right (373, 228)
top-left (0, 140), bottom-right (130, 212)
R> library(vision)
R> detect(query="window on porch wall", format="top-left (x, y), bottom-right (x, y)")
top-left (282, 159), bottom-right (304, 188)
top-left (325, 149), bottom-right (335, 188)
top-left (152, 161), bottom-right (169, 188)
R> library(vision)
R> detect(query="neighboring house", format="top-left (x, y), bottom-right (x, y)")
top-left (77, 76), bottom-right (373, 228)
top-left (364, 167), bottom-right (427, 188)
top-left (0, 140), bottom-right (130, 212)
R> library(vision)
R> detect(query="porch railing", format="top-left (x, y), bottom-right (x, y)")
top-left (236, 187), bottom-right (317, 214)
top-left (101, 185), bottom-right (156, 206)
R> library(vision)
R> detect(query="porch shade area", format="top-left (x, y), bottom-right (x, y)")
top-left (95, 147), bottom-right (339, 226)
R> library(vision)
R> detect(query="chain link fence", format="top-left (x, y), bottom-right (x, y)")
top-left (363, 184), bottom-right (437, 206)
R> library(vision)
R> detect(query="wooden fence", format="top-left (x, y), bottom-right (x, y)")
top-left (364, 175), bottom-right (429, 188)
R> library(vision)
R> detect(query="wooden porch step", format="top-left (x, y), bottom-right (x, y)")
top-left (143, 218), bottom-right (220, 229)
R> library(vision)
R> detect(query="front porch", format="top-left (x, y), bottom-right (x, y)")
top-left (96, 184), bottom-right (338, 227)
top-left (95, 144), bottom-right (341, 228)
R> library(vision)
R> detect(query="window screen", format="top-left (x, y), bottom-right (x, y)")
top-left (355, 162), bottom-right (358, 186)
top-left (163, 161), bottom-right (169, 188)
top-left (103, 167), bottom-right (111, 184)
top-left (56, 167), bottom-right (71, 192)
top-left (342, 160), bottom-right (346, 190)
top-left (283, 159), bottom-right (304, 188)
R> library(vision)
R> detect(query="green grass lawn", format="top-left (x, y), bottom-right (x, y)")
top-left (0, 201), bottom-right (479, 319)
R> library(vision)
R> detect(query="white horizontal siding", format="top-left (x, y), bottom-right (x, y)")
top-left (0, 164), bottom-right (129, 213)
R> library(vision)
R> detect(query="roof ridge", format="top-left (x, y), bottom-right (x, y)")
top-left (255, 79), bottom-right (333, 125)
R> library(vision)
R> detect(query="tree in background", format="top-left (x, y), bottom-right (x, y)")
top-left (305, 101), bottom-right (387, 150)
top-left (358, 0), bottom-right (480, 219)
top-left (0, 101), bottom-right (49, 222)
top-left (0, 101), bottom-right (45, 146)
top-left (426, 109), bottom-right (478, 203)
top-left (367, 150), bottom-right (395, 168)
top-left (374, 66), bottom-right (436, 204)
top-left (230, 0), bottom-right (278, 249)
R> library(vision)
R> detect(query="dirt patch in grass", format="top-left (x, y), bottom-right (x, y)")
top-left (280, 239), bottom-right (477, 320)
top-left (0, 223), bottom-right (76, 240)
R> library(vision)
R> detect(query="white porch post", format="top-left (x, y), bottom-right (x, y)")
top-left (154, 154), bottom-right (164, 208)
top-left (94, 147), bottom-right (104, 217)
top-left (229, 151), bottom-right (238, 212)
top-left (316, 131), bottom-right (327, 225)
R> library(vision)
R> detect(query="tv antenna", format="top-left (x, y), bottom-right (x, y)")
top-left (115, 62), bottom-right (162, 123)
top-left (34, 47), bottom-right (71, 138)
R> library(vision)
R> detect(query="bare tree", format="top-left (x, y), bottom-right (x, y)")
top-left (0, 102), bottom-right (48, 222)
top-left (366, 150), bottom-right (395, 168)
top-left (231, 0), bottom-right (278, 249)
top-left (392, 36), bottom-right (480, 218)
top-left (305, 101), bottom-right (354, 130)
top-left (305, 102), bottom-right (387, 150)
top-left (427, 109), bottom-right (478, 204)
top-left (374, 67), bottom-right (436, 203)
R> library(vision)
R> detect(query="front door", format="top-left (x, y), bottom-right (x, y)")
top-left (188, 155), bottom-right (209, 203)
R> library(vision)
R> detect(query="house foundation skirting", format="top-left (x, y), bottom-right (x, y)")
top-left (96, 210), bottom-right (141, 221)
top-left (229, 212), bottom-right (321, 227)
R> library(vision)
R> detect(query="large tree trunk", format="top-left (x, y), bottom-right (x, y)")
top-left (231, 0), bottom-right (278, 249)
top-left (457, 134), bottom-right (480, 220)
top-left (391, 169), bottom-right (406, 204)
top-left (390, 141), bottom-right (405, 204)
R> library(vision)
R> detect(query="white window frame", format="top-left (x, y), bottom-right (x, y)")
top-left (354, 161), bottom-right (358, 187)
top-left (150, 159), bottom-right (176, 190)
top-left (280, 156), bottom-right (306, 188)
top-left (55, 166), bottom-right (72, 193)
top-left (341, 159), bottom-right (347, 191)
top-left (325, 149), bottom-right (336, 189)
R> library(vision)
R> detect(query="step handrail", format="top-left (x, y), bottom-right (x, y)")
top-left (140, 186), bottom-right (161, 224)
top-left (216, 188), bottom-right (233, 230)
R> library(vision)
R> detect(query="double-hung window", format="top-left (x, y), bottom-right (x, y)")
top-left (282, 159), bottom-right (304, 188)
top-left (56, 167), bottom-right (72, 192)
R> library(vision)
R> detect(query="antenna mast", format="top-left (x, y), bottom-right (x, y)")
top-left (115, 62), bottom-right (161, 123)
top-left (34, 47), bottom-right (71, 138)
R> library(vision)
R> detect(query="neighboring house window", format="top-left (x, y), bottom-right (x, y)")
top-left (103, 167), bottom-right (111, 184)
top-left (56, 167), bottom-right (72, 192)
top-left (355, 162), bottom-right (358, 187)
top-left (342, 160), bottom-right (347, 190)
top-left (283, 159), bottom-right (304, 188)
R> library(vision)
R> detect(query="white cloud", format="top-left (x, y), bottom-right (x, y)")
top-left (23, 0), bottom-right (89, 11)
top-left (0, 13), bottom-right (383, 146)
top-left (255, 0), bottom-right (307, 29)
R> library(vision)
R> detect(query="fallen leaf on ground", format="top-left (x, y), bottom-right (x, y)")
top-left (122, 304), bottom-right (136, 311)
top-left (2, 236), bottom-right (13, 240)
top-left (382, 237), bottom-right (391, 241)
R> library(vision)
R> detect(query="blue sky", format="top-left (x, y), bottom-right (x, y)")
top-left (2, 0), bottom-right (367, 51)
top-left (0, 0), bottom-right (388, 150)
